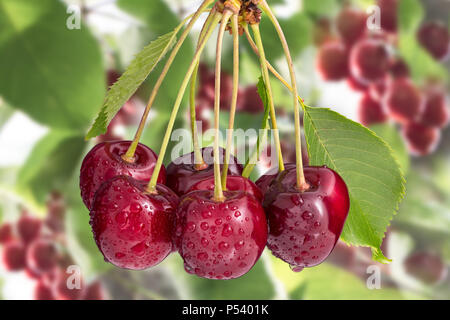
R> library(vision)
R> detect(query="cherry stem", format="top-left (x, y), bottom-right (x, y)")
top-left (122, 0), bottom-right (214, 163)
top-left (212, 10), bottom-right (233, 202)
top-left (221, 14), bottom-right (240, 191)
top-left (190, 9), bottom-right (217, 170)
top-left (146, 12), bottom-right (223, 193)
top-left (250, 23), bottom-right (285, 172)
top-left (260, 0), bottom-right (308, 191)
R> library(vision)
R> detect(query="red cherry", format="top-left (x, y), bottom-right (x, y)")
top-left (166, 147), bottom-right (243, 196)
top-left (419, 87), bottom-right (449, 128)
top-left (389, 58), bottom-right (410, 79)
top-left (90, 176), bottom-right (178, 270)
top-left (368, 77), bottom-right (389, 101)
top-left (1, 240), bottom-right (26, 271)
top-left (80, 141), bottom-right (166, 209)
top-left (27, 238), bottom-right (59, 275)
top-left (384, 78), bottom-right (424, 124)
top-left (187, 176), bottom-right (263, 202)
top-left (263, 166), bottom-right (350, 270)
top-left (174, 190), bottom-right (268, 280)
top-left (404, 251), bottom-right (448, 285)
top-left (377, 0), bottom-right (398, 33)
top-left (17, 213), bottom-right (42, 244)
top-left (402, 122), bottom-right (440, 156)
top-left (0, 223), bottom-right (13, 244)
top-left (357, 92), bottom-right (388, 126)
top-left (336, 8), bottom-right (367, 45)
top-left (350, 39), bottom-right (390, 84)
top-left (83, 281), bottom-right (106, 300)
top-left (34, 281), bottom-right (56, 300)
top-left (241, 85), bottom-right (264, 113)
top-left (316, 41), bottom-right (349, 81)
top-left (417, 21), bottom-right (450, 61)
top-left (255, 163), bottom-right (296, 195)
top-left (53, 268), bottom-right (85, 300)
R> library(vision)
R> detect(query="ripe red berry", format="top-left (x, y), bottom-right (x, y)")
top-left (389, 58), bottom-right (410, 79)
top-left (174, 190), bottom-right (268, 279)
top-left (384, 78), bottom-right (424, 124)
top-left (166, 147), bottom-right (243, 196)
top-left (241, 85), bottom-right (264, 113)
top-left (357, 93), bottom-right (388, 126)
top-left (27, 239), bottom-right (59, 274)
top-left (34, 281), bottom-right (55, 300)
top-left (336, 8), bottom-right (367, 45)
top-left (419, 87), bottom-right (449, 128)
top-left (53, 269), bottom-right (85, 300)
top-left (83, 281), bottom-right (105, 300)
top-left (350, 39), bottom-right (390, 84)
top-left (17, 213), bottom-right (42, 244)
top-left (263, 166), bottom-right (350, 271)
top-left (377, 0), bottom-right (398, 32)
top-left (255, 163), bottom-right (296, 195)
top-left (80, 141), bottom-right (166, 209)
top-left (187, 176), bottom-right (263, 202)
top-left (1, 240), bottom-right (26, 271)
top-left (90, 176), bottom-right (178, 270)
top-left (0, 223), bottom-right (13, 244)
top-left (402, 122), bottom-right (440, 156)
top-left (404, 251), bottom-right (448, 285)
top-left (417, 21), bottom-right (450, 61)
top-left (316, 41), bottom-right (349, 81)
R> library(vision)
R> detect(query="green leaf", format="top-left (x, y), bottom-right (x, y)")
top-left (302, 0), bottom-right (340, 18)
top-left (370, 124), bottom-right (410, 175)
top-left (0, 0), bottom-right (104, 130)
top-left (303, 106), bottom-right (406, 263)
top-left (398, 0), bottom-right (424, 33)
top-left (17, 130), bottom-right (86, 204)
top-left (86, 31), bottom-right (178, 139)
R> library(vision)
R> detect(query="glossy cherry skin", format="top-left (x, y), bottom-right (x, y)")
top-left (263, 166), bottom-right (350, 270)
top-left (80, 141), bottom-right (166, 209)
top-left (256, 163), bottom-right (296, 195)
top-left (187, 176), bottom-right (263, 202)
top-left (90, 176), bottom-right (178, 270)
top-left (174, 190), bottom-right (268, 280)
top-left (166, 147), bottom-right (243, 196)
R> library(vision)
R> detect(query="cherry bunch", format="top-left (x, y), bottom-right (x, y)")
top-left (0, 193), bottom-right (105, 300)
top-left (316, 0), bottom-right (449, 156)
top-left (81, 0), bottom-right (350, 280)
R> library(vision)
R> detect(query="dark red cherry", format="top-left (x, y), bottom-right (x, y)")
top-left (336, 7), bottom-right (367, 45)
top-left (402, 122), bottom-right (440, 156)
top-left (389, 58), bottom-right (410, 79)
top-left (17, 213), bottom-right (42, 244)
top-left (80, 141), bottom-right (166, 209)
top-left (384, 78), bottom-right (424, 124)
top-left (417, 21), bottom-right (449, 61)
top-left (1, 240), bottom-right (27, 271)
top-left (404, 251), bottom-right (448, 285)
top-left (255, 163), bottom-right (296, 195)
top-left (377, 0), bottom-right (398, 32)
top-left (83, 281), bottom-right (106, 300)
top-left (90, 176), bottom-right (178, 270)
top-left (263, 166), bottom-right (350, 271)
top-left (0, 223), bottom-right (13, 244)
top-left (34, 281), bottom-right (55, 300)
top-left (187, 176), bottom-right (263, 202)
top-left (166, 147), bottom-right (243, 196)
top-left (419, 87), bottom-right (449, 128)
top-left (358, 92), bottom-right (388, 126)
top-left (350, 39), bottom-right (390, 84)
top-left (316, 41), bottom-right (349, 81)
top-left (241, 85), bottom-right (264, 113)
top-left (26, 238), bottom-right (59, 274)
top-left (174, 190), bottom-right (268, 280)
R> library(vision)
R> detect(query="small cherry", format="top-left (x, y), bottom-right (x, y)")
top-left (80, 141), bottom-right (166, 209)
top-left (350, 39), bottom-right (390, 84)
top-left (0, 223), bottom-right (13, 244)
top-left (17, 212), bottom-right (42, 244)
top-left (263, 166), bottom-right (350, 271)
top-left (1, 240), bottom-right (27, 271)
top-left (377, 0), bottom-right (398, 32)
top-left (26, 238), bottom-right (59, 274)
top-left (83, 281), bottom-right (106, 300)
top-left (384, 78), bottom-right (424, 124)
top-left (419, 87), bottom-right (449, 129)
top-left (53, 268), bottom-right (85, 300)
top-left (357, 92), bottom-right (388, 126)
top-left (174, 190), bottom-right (268, 280)
top-left (166, 147), bottom-right (243, 196)
top-left (336, 7), bottom-right (367, 45)
top-left (316, 41), bottom-right (349, 81)
top-left (402, 122), bottom-right (440, 156)
top-left (241, 85), bottom-right (264, 113)
top-left (34, 281), bottom-right (56, 300)
top-left (417, 21), bottom-right (449, 61)
top-left (389, 58), bottom-right (410, 79)
top-left (255, 163), bottom-right (296, 195)
top-left (90, 176), bottom-right (178, 270)
top-left (187, 176), bottom-right (263, 202)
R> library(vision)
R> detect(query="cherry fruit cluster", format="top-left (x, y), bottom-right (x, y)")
top-left (316, 1), bottom-right (449, 156)
top-left (0, 193), bottom-right (105, 300)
